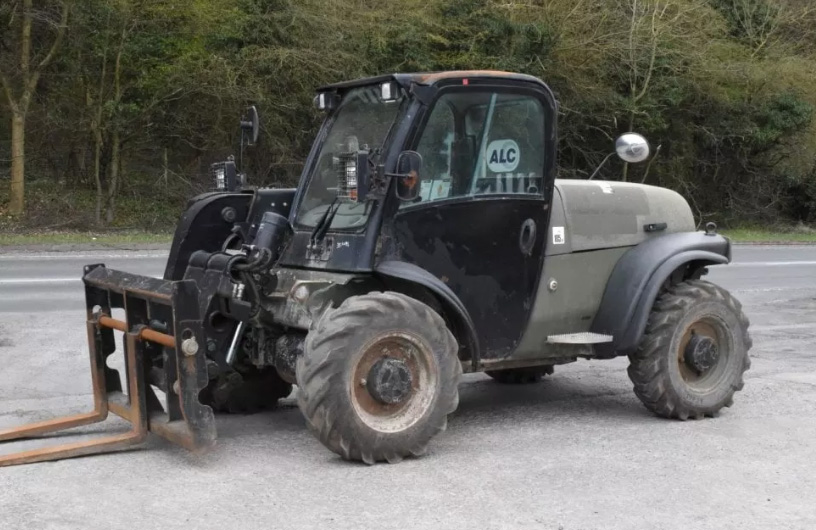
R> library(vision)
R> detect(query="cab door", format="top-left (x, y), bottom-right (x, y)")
top-left (391, 85), bottom-right (556, 358)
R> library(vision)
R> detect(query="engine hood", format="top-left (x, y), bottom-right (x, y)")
top-left (547, 179), bottom-right (696, 254)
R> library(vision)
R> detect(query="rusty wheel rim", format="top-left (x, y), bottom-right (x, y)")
top-left (350, 332), bottom-right (438, 434)
top-left (677, 316), bottom-right (730, 392)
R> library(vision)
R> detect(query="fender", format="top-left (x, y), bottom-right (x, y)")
top-left (375, 260), bottom-right (480, 367)
top-left (164, 192), bottom-right (252, 280)
top-left (591, 231), bottom-right (731, 357)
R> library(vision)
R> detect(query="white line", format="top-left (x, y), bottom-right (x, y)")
top-left (0, 252), bottom-right (168, 261)
top-left (729, 261), bottom-right (816, 267)
top-left (0, 278), bottom-right (80, 285)
top-left (733, 287), bottom-right (816, 293)
top-left (751, 323), bottom-right (816, 332)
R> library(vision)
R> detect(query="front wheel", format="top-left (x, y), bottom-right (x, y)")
top-left (296, 292), bottom-right (461, 464)
top-left (628, 280), bottom-right (751, 420)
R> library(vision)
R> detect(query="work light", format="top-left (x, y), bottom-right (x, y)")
top-left (335, 151), bottom-right (369, 202)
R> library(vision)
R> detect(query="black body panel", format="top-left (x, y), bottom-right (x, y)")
top-left (164, 193), bottom-right (252, 281)
top-left (375, 260), bottom-right (480, 364)
top-left (244, 188), bottom-right (296, 242)
top-left (391, 197), bottom-right (550, 358)
top-left (164, 189), bottom-right (296, 281)
top-left (279, 230), bottom-right (373, 271)
top-left (591, 231), bottom-right (731, 356)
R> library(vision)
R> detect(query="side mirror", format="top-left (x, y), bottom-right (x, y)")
top-left (615, 133), bottom-right (650, 163)
top-left (241, 106), bottom-right (260, 146)
top-left (395, 151), bottom-right (422, 202)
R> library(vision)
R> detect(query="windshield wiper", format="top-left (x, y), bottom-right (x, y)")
top-left (309, 198), bottom-right (340, 247)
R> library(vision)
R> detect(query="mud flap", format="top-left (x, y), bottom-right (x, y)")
top-left (0, 265), bottom-right (216, 466)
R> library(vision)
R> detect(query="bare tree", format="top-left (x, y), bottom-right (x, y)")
top-left (0, 0), bottom-right (70, 215)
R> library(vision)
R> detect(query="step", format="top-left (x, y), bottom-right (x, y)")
top-left (546, 332), bottom-right (614, 345)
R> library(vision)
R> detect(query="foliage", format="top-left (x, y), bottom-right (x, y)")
top-left (1, 0), bottom-right (815, 227)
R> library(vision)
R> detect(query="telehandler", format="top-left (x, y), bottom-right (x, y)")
top-left (0, 71), bottom-right (751, 465)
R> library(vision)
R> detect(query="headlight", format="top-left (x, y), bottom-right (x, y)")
top-left (212, 163), bottom-right (226, 190)
top-left (210, 158), bottom-right (240, 191)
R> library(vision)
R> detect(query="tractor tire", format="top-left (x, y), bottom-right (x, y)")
top-left (627, 280), bottom-right (751, 420)
top-left (296, 292), bottom-right (461, 464)
top-left (486, 365), bottom-right (554, 384)
top-left (202, 364), bottom-right (292, 414)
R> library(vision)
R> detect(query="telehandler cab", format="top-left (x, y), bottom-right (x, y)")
top-left (0, 71), bottom-right (751, 466)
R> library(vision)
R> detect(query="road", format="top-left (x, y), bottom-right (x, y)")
top-left (0, 246), bottom-right (814, 530)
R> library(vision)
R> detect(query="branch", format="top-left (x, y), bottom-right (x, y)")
top-left (0, 72), bottom-right (17, 111)
top-left (35, 1), bottom-right (69, 72)
top-left (20, 1), bottom-right (69, 110)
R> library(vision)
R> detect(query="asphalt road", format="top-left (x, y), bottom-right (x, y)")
top-left (0, 246), bottom-right (814, 530)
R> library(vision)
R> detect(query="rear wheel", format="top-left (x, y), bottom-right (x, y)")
top-left (486, 365), bottom-right (553, 384)
top-left (296, 292), bottom-right (461, 464)
top-left (628, 280), bottom-right (751, 419)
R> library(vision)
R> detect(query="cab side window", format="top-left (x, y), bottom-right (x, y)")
top-left (406, 91), bottom-right (545, 207)
top-left (414, 101), bottom-right (455, 202)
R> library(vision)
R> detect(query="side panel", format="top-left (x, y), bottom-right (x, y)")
top-left (513, 247), bottom-right (628, 358)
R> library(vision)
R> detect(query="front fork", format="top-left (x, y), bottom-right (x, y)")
top-left (0, 265), bottom-right (217, 466)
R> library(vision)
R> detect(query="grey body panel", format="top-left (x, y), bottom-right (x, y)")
top-left (514, 248), bottom-right (627, 359)
top-left (515, 179), bottom-right (704, 363)
top-left (547, 180), bottom-right (695, 254)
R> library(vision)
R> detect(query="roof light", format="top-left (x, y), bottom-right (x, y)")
top-left (381, 81), bottom-right (398, 102)
top-left (314, 92), bottom-right (339, 111)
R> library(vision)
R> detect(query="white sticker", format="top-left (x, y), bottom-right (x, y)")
top-left (553, 226), bottom-right (565, 245)
top-left (420, 179), bottom-right (451, 201)
top-left (598, 182), bottom-right (614, 194)
top-left (486, 139), bottom-right (520, 173)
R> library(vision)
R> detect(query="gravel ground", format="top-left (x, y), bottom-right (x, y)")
top-left (0, 247), bottom-right (814, 530)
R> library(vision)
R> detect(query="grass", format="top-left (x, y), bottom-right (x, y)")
top-left (0, 179), bottom-right (184, 247)
top-left (0, 230), bottom-right (172, 247)
top-left (721, 227), bottom-right (816, 243)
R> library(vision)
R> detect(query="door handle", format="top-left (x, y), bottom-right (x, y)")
top-left (519, 218), bottom-right (537, 256)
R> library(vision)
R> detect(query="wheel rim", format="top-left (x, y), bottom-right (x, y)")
top-left (677, 316), bottom-right (732, 392)
top-left (350, 332), bottom-right (438, 434)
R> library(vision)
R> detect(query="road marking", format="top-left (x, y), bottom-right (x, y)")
top-left (0, 253), bottom-right (168, 261)
top-left (751, 323), bottom-right (816, 332)
top-left (0, 278), bottom-right (81, 285)
top-left (733, 287), bottom-right (816, 293)
top-left (729, 261), bottom-right (816, 267)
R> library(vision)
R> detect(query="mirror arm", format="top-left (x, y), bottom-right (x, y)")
top-left (588, 151), bottom-right (616, 181)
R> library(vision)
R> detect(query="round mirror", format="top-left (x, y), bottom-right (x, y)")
top-left (615, 133), bottom-right (650, 163)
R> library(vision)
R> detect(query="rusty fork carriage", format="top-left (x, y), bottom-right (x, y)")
top-left (0, 265), bottom-right (216, 467)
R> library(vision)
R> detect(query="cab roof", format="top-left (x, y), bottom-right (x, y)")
top-left (317, 70), bottom-right (547, 92)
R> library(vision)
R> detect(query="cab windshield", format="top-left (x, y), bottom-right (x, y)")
top-left (296, 85), bottom-right (405, 230)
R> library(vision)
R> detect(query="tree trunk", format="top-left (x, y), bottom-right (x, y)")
top-left (9, 112), bottom-right (26, 215)
top-left (163, 148), bottom-right (169, 186)
top-left (93, 131), bottom-right (103, 225)
top-left (1, 0), bottom-right (69, 216)
top-left (105, 130), bottom-right (120, 223)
